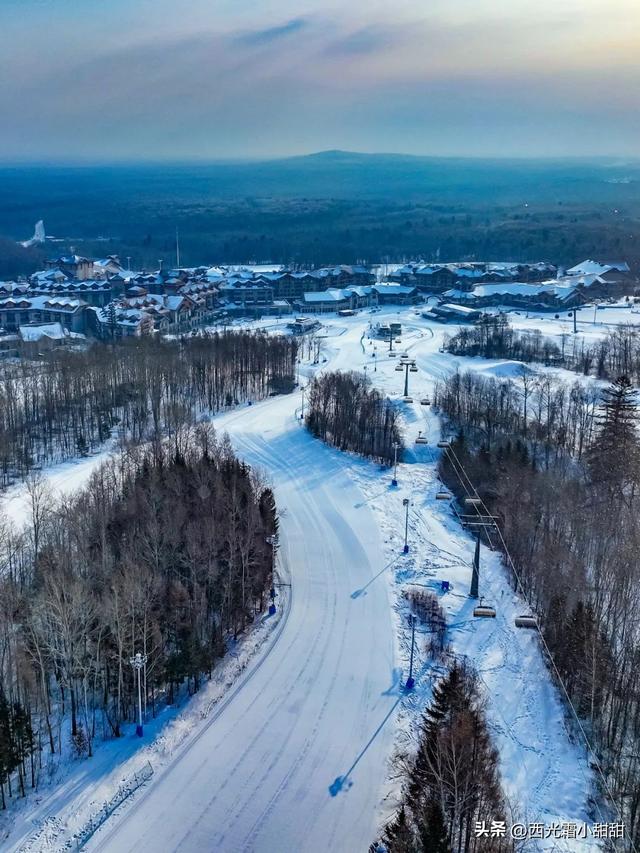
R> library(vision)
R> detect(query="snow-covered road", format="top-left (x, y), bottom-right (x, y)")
top-left (88, 395), bottom-right (398, 852)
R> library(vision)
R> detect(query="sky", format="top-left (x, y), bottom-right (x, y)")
top-left (0, 0), bottom-right (639, 161)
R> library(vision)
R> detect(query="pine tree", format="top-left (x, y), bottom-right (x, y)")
top-left (587, 375), bottom-right (640, 502)
top-left (409, 663), bottom-right (468, 808)
top-left (382, 804), bottom-right (415, 853)
top-left (417, 796), bottom-right (451, 853)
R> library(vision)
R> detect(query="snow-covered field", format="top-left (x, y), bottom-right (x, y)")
top-left (4, 301), bottom-right (632, 852)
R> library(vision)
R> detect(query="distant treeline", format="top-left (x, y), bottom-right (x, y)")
top-left (0, 432), bottom-right (277, 805)
top-left (445, 314), bottom-right (640, 382)
top-left (437, 373), bottom-right (640, 845)
top-left (2, 156), bottom-right (640, 276)
top-left (0, 331), bottom-right (298, 485)
top-left (305, 371), bottom-right (403, 465)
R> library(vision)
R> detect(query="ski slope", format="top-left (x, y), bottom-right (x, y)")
top-left (87, 394), bottom-right (398, 852)
top-left (2, 303), bottom-right (615, 851)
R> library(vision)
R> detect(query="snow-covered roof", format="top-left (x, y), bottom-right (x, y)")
top-left (443, 281), bottom-right (582, 306)
top-left (566, 259), bottom-right (630, 276)
top-left (345, 285), bottom-right (373, 297)
top-left (19, 322), bottom-right (67, 342)
top-left (438, 303), bottom-right (482, 315)
top-left (126, 294), bottom-right (187, 311)
top-left (0, 295), bottom-right (85, 311)
top-left (302, 289), bottom-right (350, 303)
top-left (373, 283), bottom-right (417, 295)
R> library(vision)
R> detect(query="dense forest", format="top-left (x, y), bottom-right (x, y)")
top-left (305, 371), bottom-right (403, 464)
top-left (375, 662), bottom-right (511, 853)
top-left (1, 156), bottom-right (639, 276)
top-left (0, 431), bottom-right (278, 807)
top-left (0, 331), bottom-right (298, 486)
top-left (435, 372), bottom-right (640, 846)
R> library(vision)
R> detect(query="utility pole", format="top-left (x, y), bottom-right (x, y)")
top-left (573, 306), bottom-right (577, 334)
top-left (405, 614), bottom-right (417, 690)
top-left (129, 652), bottom-right (148, 737)
top-left (403, 497), bottom-right (410, 554)
top-left (470, 534), bottom-right (480, 598)
top-left (300, 385), bottom-right (306, 420)
top-left (392, 442), bottom-right (400, 487)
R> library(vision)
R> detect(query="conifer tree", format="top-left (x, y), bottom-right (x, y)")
top-left (382, 804), bottom-right (415, 853)
top-left (588, 375), bottom-right (640, 502)
top-left (417, 797), bottom-right (451, 853)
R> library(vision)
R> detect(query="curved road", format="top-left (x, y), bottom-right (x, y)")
top-left (89, 393), bottom-right (397, 853)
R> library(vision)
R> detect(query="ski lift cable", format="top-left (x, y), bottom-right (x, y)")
top-left (444, 443), bottom-right (629, 838)
top-left (443, 444), bottom-right (614, 831)
top-left (438, 442), bottom-right (613, 828)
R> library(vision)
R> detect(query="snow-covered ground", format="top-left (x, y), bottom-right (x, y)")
top-left (3, 301), bottom-right (624, 851)
top-left (490, 298), bottom-right (640, 347)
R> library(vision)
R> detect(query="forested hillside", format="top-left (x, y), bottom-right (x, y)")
top-left (0, 331), bottom-right (297, 486)
top-left (435, 372), bottom-right (640, 844)
top-left (0, 433), bottom-right (278, 805)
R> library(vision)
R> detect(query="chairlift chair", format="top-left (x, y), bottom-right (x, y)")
top-left (464, 497), bottom-right (482, 507)
top-left (410, 365), bottom-right (418, 372)
top-left (395, 364), bottom-right (404, 371)
top-left (473, 605), bottom-right (497, 618)
top-left (436, 489), bottom-right (452, 500)
top-left (403, 396), bottom-right (414, 403)
top-left (420, 398), bottom-right (431, 406)
top-left (437, 440), bottom-right (450, 449)
top-left (515, 614), bottom-right (538, 629)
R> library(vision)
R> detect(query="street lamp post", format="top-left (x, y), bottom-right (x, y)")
top-left (392, 442), bottom-right (400, 487)
top-left (129, 652), bottom-right (148, 737)
top-left (403, 497), bottom-right (410, 553)
top-left (405, 614), bottom-right (417, 690)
